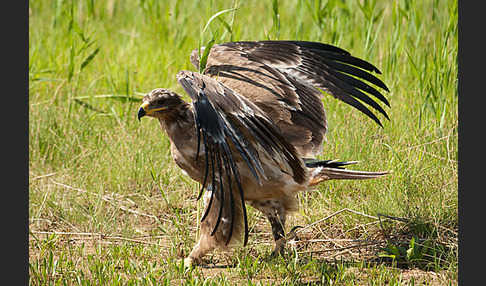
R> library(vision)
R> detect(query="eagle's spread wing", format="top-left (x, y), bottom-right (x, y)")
top-left (177, 70), bottom-right (305, 246)
top-left (196, 40), bottom-right (389, 128)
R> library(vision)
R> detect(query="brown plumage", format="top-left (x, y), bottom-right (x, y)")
top-left (137, 40), bottom-right (390, 266)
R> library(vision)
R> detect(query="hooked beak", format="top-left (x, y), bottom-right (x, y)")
top-left (137, 102), bottom-right (149, 121)
top-left (138, 102), bottom-right (169, 121)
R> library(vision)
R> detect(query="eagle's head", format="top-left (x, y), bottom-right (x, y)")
top-left (137, 88), bottom-right (184, 120)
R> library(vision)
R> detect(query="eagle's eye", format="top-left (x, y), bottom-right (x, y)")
top-left (154, 99), bottom-right (165, 106)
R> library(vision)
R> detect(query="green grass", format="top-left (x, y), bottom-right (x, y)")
top-left (29, 0), bottom-right (457, 285)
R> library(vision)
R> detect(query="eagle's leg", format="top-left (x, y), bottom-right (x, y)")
top-left (184, 229), bottom-right (216, 267)
top-left (268, 214), bottom-right (286, 257)
top-left (249, 199), bottom-right (287, 257)
top-left (184, 188), bottom-right (217, 267)
top-left (185, 185), bottom-right (243, 267)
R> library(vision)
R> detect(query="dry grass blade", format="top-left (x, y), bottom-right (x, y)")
top-left (297, 208), bottom-right (380, 233)
top-left (31, 173), bottom-right (57, 181)
top-left (30, 231), bottom-right (165, 246)
top-left (297, 241), bottom-right (383, 255)
top-left (49, 180), bottom-right (162, 223)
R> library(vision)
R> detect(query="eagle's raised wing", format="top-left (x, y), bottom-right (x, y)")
top-left (195, 40), bottom-right (390, 128)
top-left (177, 70), bottom-right (306, 246)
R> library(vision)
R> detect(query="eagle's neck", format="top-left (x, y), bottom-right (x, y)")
top-left (157, 101), bottom-right (192, 132)
top-left (157, 102), bottom-right (197, 151)
top-left (157, 102), bottom-right (204, 182)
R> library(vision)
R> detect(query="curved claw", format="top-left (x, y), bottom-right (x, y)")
top-left (286, 225), bottom-right (303, 241)
top-left (269, 225), bottom-right (304, 258)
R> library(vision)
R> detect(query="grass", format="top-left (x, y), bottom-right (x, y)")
top-left (29, 0), bottom-right (457, 284)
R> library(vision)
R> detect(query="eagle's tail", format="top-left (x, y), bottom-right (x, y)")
top-left (303, 158), bottom-right (389, 186)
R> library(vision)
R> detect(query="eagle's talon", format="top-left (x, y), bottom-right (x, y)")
top-left (286, 225), bottom-right (303, 241)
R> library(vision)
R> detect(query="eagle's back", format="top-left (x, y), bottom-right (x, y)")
top-left (200, 44), bottom-right (328, 158)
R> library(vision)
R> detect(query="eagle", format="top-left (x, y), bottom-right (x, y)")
top-left (137, 41), bottom-right (390, 266)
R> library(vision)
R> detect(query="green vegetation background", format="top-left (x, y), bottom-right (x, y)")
top-left (29, 0), bottom-right (457, 284)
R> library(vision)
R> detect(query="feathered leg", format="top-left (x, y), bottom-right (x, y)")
top-left (184, 231), bottom-right (216, 267)
top-left (185, 186), bottom-right (216, 267)
top-left (249, 199), bottom-right (288, 256)
top-left (185, 185), bottom-right (244, 267)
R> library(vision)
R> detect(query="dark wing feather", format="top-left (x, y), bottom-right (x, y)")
top-left (216, 40), bottom-right (390, 126)
top-left (177, 70), bottom-right (305, 246)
